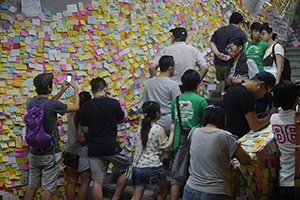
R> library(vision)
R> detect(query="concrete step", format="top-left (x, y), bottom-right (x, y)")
top-left (285, 51), bottom-right (300, 56)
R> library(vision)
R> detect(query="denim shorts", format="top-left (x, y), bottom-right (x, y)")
top-left (183, 184), bottom-right (231, 200)
top-left (132, 167), bottom-right (165, 187)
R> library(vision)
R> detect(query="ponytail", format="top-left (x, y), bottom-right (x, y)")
top-left (141, 114), bottom-right (151, 149)
top-left (140, 101), bottom-right (161, 149)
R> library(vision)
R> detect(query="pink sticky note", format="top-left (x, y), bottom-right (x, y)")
top-left (11, 181), bottom-right (16, 187)
top-left (16, 14), bottom-right (23, 21)
top-left (0, 126), bottom-right (3, 132)
top-left (115, 60), bottom-right (121, 66)
top-left (21, 30), bottom-right (27, 36)
top-left (7, 39), bottom-right (14, 46)
top-left (15, 98), bottom-right (23, 105)
top-left (29, 42), bottom-right (35, 48)
top-left (288, 27), bottom-right (295, 32)
top-left (55, 74), bottom-right (64, 82)
top-left (24, 164), bottom-right (30, 170)
top-left (61, 64), bottom-right (67, 70)
top-left (38, 12), bottom-right (44, 19)
top-left (29, 57), bottom-right (35, 63)
top-left (292, 40), bottom-right (300, 47)
top-left (119, 137), bottom-right (124, 142)
top-left (93, 69), bottom-right (98, 75)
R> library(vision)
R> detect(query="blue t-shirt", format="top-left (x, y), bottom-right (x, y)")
top-left (211, 24), bottom-right (248, 66)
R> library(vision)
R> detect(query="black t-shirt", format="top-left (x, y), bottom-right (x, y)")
top-left (210, 25), bottom-right (248, 66)
top-left (222, 85), bottom-right (255, 138)
top-left (80, 97), bottom-right (124, 157)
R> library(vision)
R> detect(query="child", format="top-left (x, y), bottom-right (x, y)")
top-left (131, 101), bottom-right (174, 200)
top-left (271, 80), bottom-right (299, 200)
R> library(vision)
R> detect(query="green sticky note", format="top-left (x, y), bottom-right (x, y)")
top-left (1, 13), bottom-right (7, 20)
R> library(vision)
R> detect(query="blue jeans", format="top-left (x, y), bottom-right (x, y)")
top-left (183, 184), bottom-right (231, 200)
top-left (132, 167), bottom-right (165, 187)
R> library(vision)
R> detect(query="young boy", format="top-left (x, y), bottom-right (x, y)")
top-left (170, 69), bottom-right (208, 200)
top-left (271, 80), bottom-right (299, 200)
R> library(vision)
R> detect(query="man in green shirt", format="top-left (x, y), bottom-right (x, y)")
top-left (243, 22), bottom-right (268, 72)
top-left (170, 69), bottom-right (207, 200)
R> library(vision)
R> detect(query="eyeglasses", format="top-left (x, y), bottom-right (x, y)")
top-left (225, 45), bottom-right (237, 53)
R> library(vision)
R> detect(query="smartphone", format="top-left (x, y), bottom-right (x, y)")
top-left (66, 74), bottom-right (72, 83)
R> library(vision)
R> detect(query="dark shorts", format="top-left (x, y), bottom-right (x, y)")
top-left (132, 167), bottom-right (165, 187)
top-left (215, 65), bottom-right (229, 81)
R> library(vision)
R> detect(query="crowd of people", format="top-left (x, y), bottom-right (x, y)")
top-left (23, 11), bottom-right (298, 200)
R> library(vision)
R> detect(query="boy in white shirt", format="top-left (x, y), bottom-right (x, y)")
top-left (271, 80), bottom-right (299, 200)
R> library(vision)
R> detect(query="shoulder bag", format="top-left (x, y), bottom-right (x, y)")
top-left (171, 127), bottom-right (196, 184)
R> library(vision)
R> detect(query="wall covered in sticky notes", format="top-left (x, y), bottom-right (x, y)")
top-left (0, 0), bottom-right (297, 198)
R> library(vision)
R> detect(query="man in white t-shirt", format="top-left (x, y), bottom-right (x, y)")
top-left (263, 43), bottom-right (284, 81)
top-left (142, 55), bottom-right (181, 134)
top-left (271, 80), bottom-right (299, 200)
top-left (149, 27), bottom-right (208, 92)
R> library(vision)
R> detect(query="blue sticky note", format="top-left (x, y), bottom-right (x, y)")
top-left (13, 119), bottom-right (20, 125)
top-left (125, 122), bottom-right (130, 128)
top-left (138, 87), bottom-right (143, 93)
top-left (4, 63), bottom-right (10, 67)
top-left (43, 47), bottom-right (49, 52)
top-left (9, 152), bottom-right (14, 157)
top-left (85, 25), bottom-right (91, 30)
top-left (101, 19), bottom-right (106, 25)
top-left (20, 36), bottom-right (26, 41)
top-left (78, 48), bottom-right (84, 55)
top-left (13, 37), bottom-right (20, 43)
top-left (10, 106), bottom-right (17, 113)
top-left (31, 36), bottom-right (37, 41)
top-left (61, 47), bottom-right (67, 53)
top-left (44, 9), bottom-right (51, 16)
top-left (50, 44), bottom-right (55, 49)
top-left (31, 49), bottom-right (37, 55)
top-left (57, 24), bottom-right (63, 30)
top-left (87, 16), bottom-right (97, 24)
top-left (23, 58), bottom-right (29, 63)
top-left (1, 3), bottom-right (8, 10)
top-left (122, 91), bottom-right (126, 97)
top-left (11, 163), bottom-right (18, 168)
top-left (145, 72), bottom-right (150, 78)
top-left (107, 57), bottom-right (112, 63)
top-left (8, 67), bottom-right (14, 73)
top-left (23, 171), bottom-right (29, 177)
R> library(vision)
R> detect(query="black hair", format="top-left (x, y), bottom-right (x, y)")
top-left (273, 80), bottom-right (298, 110)
top-left (90, 77), bottom-right (106, 93)
top-left (229, 12), bottom-right (243, 25)
top-left (261, 23), bottom-right (277, 40)
top-left (159, 55), bottom-right (175, 72)
top-left (141, 101), bottom-right (161, 149)
top-left (74, 91), bottom-right (92, 128)
top-left (35, 79), bottom-right (53, 95)
top-left (174, 37), bottom-right (187, 42)
top-left (202, 104), bottom-right (226, 129)
top-left (225, 36), bottom-right (245, 48)
top-left (250, 22), bottom-right (262, 32)
top-left (181, 69), bottom-right (200, 91)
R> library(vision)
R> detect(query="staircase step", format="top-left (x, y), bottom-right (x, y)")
top-left (285, 51), bottom-right (300, 56)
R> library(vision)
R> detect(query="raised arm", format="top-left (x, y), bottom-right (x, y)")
top-left (52, 80), bottom-right (70, 100)
top-left (66, 80), bottom-right (80, 113)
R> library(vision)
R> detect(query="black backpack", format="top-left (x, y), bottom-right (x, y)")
top-left (272, 43), bottom-right (291, 81)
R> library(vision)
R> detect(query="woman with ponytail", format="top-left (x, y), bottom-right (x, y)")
top-left (66, 91), bottom-right (92, 200)
top-left (131, 101), bottom-right (174, 200)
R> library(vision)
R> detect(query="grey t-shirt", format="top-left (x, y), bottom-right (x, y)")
top-left (141, 77), bottom-right (181, 132)
top-left (26, 96), bottom-right (67, 155)
top-left (227, 59), bottom-right (259, 81)
top-left (187, 128), bottom-right (240, 195)
top-left (66, 112), bottom-right (87, 157)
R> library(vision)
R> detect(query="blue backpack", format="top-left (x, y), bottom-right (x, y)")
top-left (24, 97), bottom-right (52, 152)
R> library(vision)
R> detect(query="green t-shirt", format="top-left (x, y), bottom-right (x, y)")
top-left (171, 92), bottom-right (207, 151)
top-left (242, 39), bottom-right (268, 72)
